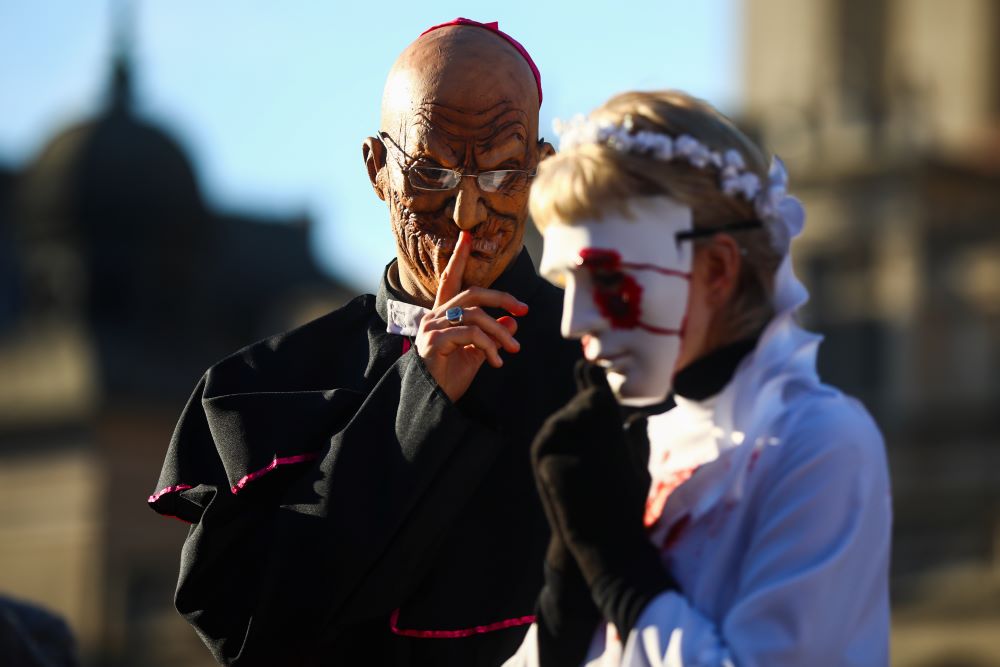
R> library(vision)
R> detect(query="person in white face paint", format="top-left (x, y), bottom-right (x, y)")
top-left (504, 91), bottom-right (892, 667)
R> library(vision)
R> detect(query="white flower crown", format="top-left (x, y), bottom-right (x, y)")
top-left (553, 114), bottom-right (805, 253)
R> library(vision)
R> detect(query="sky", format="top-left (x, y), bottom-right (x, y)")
top-left (0, 0), bottom-right (742, 292)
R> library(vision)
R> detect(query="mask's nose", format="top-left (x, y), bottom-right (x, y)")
top-left (450, 177), bottom-right (487, 231)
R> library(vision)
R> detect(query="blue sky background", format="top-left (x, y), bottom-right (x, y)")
top-left (0, 0), bottom-right (742, 291)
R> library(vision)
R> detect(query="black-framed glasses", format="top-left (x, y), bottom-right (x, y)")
top-left (675, 220), bottom-right (763, 244)
top-left (377, 130), bottom-right (536, 193)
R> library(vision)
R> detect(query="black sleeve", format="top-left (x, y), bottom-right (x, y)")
top-left (164, 350), bottom-right (507, 666)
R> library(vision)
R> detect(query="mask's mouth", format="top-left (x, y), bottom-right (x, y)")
top-left (410, 213), bottom-right (513, 263)
top-left (593, 352), bottom-right (628, 367)
top-left (391, 191), bottom-right (523, 292)
top-left (470, 235), bottom-right (503, 260)
top-left (429, 232), bottom-right (457, 255)
top-left (581, 335), bottom-right (626, 365)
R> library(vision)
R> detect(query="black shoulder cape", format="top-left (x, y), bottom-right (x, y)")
top-left (149, 250), bottom-right (581, 666)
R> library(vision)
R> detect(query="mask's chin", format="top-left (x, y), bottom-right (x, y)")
top-left (606, 369), bottom-right (671, 407)
top-left (460, 251), bottom-right (503, 288)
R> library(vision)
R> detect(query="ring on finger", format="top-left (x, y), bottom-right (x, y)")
top-left (445, 306), bottom-right (464, 326)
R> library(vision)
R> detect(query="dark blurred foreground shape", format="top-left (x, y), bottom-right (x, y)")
top-left (743, 0), bottom-right (1000, 664)
top-left (0, 594), bottom-right (79, 667)
top-left (0, 43), bottom-right (353, 667)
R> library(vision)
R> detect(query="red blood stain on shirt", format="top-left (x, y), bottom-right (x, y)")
top-left (644, 467), bottom-right (698, 527)
top-left (662, 514), bottom-right (691, 550)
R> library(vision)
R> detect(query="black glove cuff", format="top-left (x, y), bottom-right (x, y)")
top-left (536, 563), bottom-right (601, 667)
top-left (588, 541), bottom-right (678, 639)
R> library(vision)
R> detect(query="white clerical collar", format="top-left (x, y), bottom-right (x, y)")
top-left (385, 298), bottom-right (430, 337)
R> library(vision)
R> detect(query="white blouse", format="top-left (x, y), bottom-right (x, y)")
top-left (505, 310), bottom-right (892, 667)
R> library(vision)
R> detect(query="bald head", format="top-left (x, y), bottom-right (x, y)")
top-left (381, 25), bottom-right (540, 138)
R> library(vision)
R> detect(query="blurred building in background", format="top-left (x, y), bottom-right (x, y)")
top-left (0, 43), bottom-right (352, 666)
top-left (743, 0), bottom-right (1000, 664)
top-left (2, 1), bottom-right (999, 665)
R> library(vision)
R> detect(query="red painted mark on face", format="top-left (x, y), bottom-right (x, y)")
top-left (578, 248), bottom-right (691, 335)
top-left (578, 248), bottom-right (642, 328)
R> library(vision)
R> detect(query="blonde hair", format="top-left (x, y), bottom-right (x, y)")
top-left (530, 90), bottom-right (782, 344)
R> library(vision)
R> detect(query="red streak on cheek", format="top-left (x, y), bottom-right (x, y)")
top-left (593, 274), bottom-right (642, 329)
top-left (578, 247), bottom-right (643, 330)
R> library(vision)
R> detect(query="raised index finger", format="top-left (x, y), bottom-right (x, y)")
top-left (434, 231), bottom-right (472, 309)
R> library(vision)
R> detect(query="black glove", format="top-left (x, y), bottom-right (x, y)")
top-left (533, 462), bottom-right (603, 667)
top-left (532, 367), bottom-right (601, 665)
top-left (534, 558), bottom-right (599, 666)
top-left (531, 361), bottom-right (677, 639)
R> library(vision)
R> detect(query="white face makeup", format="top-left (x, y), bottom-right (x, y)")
top-left (540, 196), bottom-right (694, 406)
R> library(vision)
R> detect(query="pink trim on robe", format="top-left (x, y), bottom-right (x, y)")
top-left (402, 338), bottom-right (412, 354)
top-left (148, 484), bottom-right (193, 504)
top-left (230, 453), bottom-right (320, 494)
top-left (388, 608), bottom-right (536, 639)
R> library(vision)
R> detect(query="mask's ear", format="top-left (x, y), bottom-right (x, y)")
top-left (537, 138), bottom-right (556, 162)
top-left (362, 136), bottom-right (388, 201)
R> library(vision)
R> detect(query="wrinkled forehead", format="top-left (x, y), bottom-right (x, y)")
top-left (403, 101), bottom-right (532, 150)
top-left (381, 26), bottom-right (539, 144)
top-left (540, 197), bottom-right (694, 277)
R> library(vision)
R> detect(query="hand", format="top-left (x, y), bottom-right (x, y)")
top-left (415, 231), bottom-right (528, 402)
top-left (531, 361), bottom-right (676, 636)
top-left (535, 520), bottom-right (601, 666)
top-left (531, 362), bottom-right (646, 574)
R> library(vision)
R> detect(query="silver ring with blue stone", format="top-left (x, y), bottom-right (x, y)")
top-left (445, 306), bottom-right (464, 326)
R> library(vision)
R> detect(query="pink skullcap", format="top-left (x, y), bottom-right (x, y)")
top-left (419, 18), bottom-right (543, 106)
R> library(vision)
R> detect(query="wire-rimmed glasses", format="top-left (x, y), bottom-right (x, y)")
top-left (377, 130), bottom-right (536, 193)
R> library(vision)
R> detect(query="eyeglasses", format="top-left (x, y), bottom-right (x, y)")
top-left (674, 219), bottom-right (763, 243)
top-left (377, 130), bottom-right (536, 193)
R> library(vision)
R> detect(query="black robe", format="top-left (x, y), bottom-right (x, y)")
top-left (149, 250), bottom-right (581, 666)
